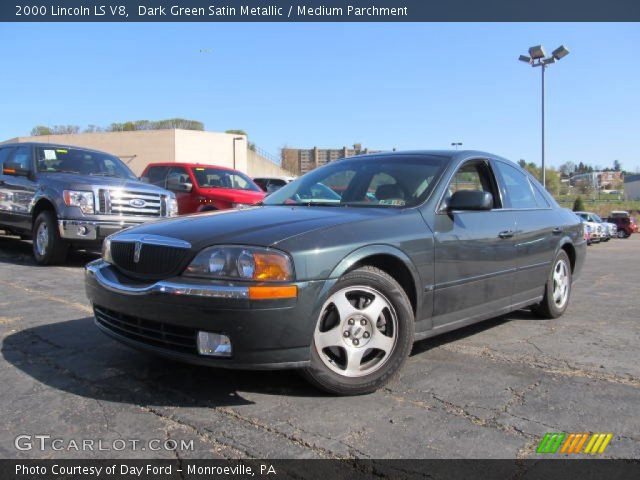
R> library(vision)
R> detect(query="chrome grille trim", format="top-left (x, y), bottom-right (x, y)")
top-left (95, 188), bottom-right (164, 217)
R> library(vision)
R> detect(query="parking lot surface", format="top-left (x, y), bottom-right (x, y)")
top-left (1, 235), bottom-right (639, 459)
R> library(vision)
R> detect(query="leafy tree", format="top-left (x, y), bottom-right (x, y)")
top-left (518, 159), bottom-right (526, 168)
top-left (613, 159), bottom-right (622, 172)
top-left (30, 125), bottom-right (52, 136)
top-left (225, 129), bottom-right (248, 136)
top-left (559, 161), bottom-right (576, 177)
top-left (573, 196), bottom-right (585, 212)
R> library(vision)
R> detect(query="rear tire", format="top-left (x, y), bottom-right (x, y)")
top-left (531, 250), bottom-right (572, 319)
top-left (617, 230), bottom-right (627, 239)
top-left (303, 266), bottom-right (414, 395)
top-left (32, 210), bottom-right (69, 265)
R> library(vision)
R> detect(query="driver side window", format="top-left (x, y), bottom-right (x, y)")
top-left (443, 160), bottom-right (500, 209)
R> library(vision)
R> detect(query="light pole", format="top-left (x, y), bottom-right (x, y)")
top-left (519, 45), bottom-right (569, 188)
top-left (232, 136), bottom-right (243, 170)
top-left (451, 142), bottom-right (463, 150)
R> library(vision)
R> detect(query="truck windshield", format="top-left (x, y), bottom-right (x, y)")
top-left (192, 167), bottom-right (261, 192)
top-left (35, 147), bottom-right (136, 180)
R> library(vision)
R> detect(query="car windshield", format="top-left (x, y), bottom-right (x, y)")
top-left (263, 155), bottom-right (448, 208)
top-left (592, 214), bottom-right (603, 222)
top-left (35, 146), bottom-right (136, 180)
top-left (192, 167), bottom-right (261, 192)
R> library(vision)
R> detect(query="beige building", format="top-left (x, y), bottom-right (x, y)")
top-left (2, 129), bottom-right (292, 178)
top-left (282, 144), bottom-right (381, 175)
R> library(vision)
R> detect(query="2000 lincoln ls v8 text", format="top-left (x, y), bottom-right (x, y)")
top-left (85, 151), bottom-right (586, 395)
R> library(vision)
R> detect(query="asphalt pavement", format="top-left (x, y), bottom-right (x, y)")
top-left (0, 234), bottom-right (638, 459)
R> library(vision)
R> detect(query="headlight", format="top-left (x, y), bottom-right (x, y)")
top-left (184, 246), bottom-right (294, 281)
top-left (63, 190), bottom-right (94, 214)
top-left (167, 196), bottom-right (178, 217)
top-left (102, 236), bottom-right (113, 264)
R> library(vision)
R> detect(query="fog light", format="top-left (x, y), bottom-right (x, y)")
top-left (78, 226), bottom-right (89, 236)
top-left (197, 332), bottom-right (232, 357)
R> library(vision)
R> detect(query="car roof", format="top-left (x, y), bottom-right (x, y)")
top-left (143, 162), bottom-right (237, 172)
top-left (0, 142), bottom-right (114, 156)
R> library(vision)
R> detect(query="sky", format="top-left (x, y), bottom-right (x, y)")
top-left (0, 22), bottom-right (638, 171)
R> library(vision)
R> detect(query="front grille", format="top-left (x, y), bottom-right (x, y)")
top-left (96, 189), bottom-right (164, 217)
top-left (110, 241), bottom-right (189, 279)
top-left (95, 306), bottom-right (197, 354)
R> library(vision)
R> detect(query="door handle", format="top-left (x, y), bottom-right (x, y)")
top-left (498, 230), bottom-right (514, 239)
top-left (552, 227), bottom-right (563, 235)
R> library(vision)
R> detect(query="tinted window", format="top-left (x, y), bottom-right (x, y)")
top-left (530, 181), bottom-right (550, 207)
top-left (145, 166), bottom-right (170, 187)
top-left (495, 162), bottom-right (538, 209)
top-left (12, 146), bottom-right (33, 171)
top-left (0, 147), bottom-right (15, 169)
top-left (253, 178), bottom-right (268, 191)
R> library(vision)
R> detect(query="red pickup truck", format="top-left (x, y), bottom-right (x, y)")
top-left (141, 162), bottom-right (265, 215)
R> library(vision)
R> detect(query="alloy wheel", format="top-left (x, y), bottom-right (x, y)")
top-left (314, 286), bottom-right (398, 377)
top-left (552, 259), bottom-right (570, 309)
top-left (35, 222), bottom-right (49, 257)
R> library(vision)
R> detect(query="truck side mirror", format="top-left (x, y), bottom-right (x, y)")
top-left (3, 162), bottom-right (31, 177)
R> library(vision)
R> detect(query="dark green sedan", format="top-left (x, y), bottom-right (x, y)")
top-left (85, 151), bottom-right (586, 395)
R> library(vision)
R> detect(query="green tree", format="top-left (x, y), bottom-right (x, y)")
top-left (613, 159), bottom-right (622, 172)
top-left (573, 196), bottom-right (585, 212)
top-left (30, 125), bottom-right (52, 136)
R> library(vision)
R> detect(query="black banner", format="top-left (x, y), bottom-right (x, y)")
top-left (3, 0), bottom-right (640, 22)
top-left (2, 460), bottom-right (640, 480)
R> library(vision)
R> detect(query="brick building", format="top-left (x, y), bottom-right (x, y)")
top-left (282, 144), bottom-right (381, 175)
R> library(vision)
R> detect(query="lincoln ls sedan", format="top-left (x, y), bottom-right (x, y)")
top-left (85, 151), bottom-right (586, 395)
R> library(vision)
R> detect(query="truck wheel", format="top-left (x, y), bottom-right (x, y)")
top-left (303, 266), bottom-right (414, 395)
top-left (531, 250), bottom-right (572, 319)
top-left (33, 211), bottom-right (69, 265)
top-left (617, 230), bottom-right (627, 239)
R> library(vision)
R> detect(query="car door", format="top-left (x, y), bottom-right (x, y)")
top-left (432, 159), bottom-right (517, 327)
top-left (492, 160), bottom-right (557, 305)
top-left (0, 145), bottom-right (37, 232)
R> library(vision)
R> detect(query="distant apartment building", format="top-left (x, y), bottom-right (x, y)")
top-left (282, 144), bottom-right (381, 175)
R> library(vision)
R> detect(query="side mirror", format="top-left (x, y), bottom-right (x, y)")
top-left (3, 162), bottom-right (30, 177)
top-left (166, 176), bottom-right (192, 192)
top-left (447, 190), bottom-right (493, 211)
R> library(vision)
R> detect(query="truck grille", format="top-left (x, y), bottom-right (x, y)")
top-left (110, 241), bottom-right (189, 279)
top-left (94, 306), bottom-right (197, 354)
top-left (97, 189), bottom-right (165, 217)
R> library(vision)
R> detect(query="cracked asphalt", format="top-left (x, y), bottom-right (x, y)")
top-left (0, 234), bottom-right (639, 460)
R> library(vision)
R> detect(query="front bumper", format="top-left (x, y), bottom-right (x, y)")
top-left (85, 260), bottom-right (328, 369)
top-left (59, 219), bottom-right (144, 241)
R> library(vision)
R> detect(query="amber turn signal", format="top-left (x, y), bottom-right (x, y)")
top-left (248, 285), bottom-right (298, 300)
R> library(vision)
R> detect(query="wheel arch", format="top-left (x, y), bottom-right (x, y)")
top-left (557, 239), bottom-right (576, 273)
top-left (328, 245), bottom-right (421, 317)
top-left (31, 197), bottom-right (58, 222)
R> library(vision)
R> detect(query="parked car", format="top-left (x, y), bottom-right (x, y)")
top-left (141, 163), bottom-right (265, 214)
top-left (574, 211), bottom-right (616, 241)
top-left (253, 176), bottom-right (297, 194)
top-left (0, 142), bottom-right (176, 265)
top-left (86, 151), bottom-right (585, 395)
top-left (575, 214), bottom-right (602, 244)
top-left (605, 213), bottom-right (636, 238)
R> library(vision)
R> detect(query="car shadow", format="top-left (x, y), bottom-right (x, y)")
top-left (1, 316), bottom-right (325, 407)
top-left (0, 234), bottom-right (99, 267)
top-left (410, 309), bottom-right (537, 356)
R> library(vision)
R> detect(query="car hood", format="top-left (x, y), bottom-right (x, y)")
top-left (114, 205), bottom-right (394, 251)
top-left (39, 172), bottom-right (168, 193)
top-left (198, 187), bottom-right (264, 203)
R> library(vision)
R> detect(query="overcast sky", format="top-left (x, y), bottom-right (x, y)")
top-left (1, 22), bottom-right (638, 171)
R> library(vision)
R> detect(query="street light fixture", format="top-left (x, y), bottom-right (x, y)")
top-left (519, 44), bottom-right (570, 188)
top-left (232, 136), bottom-right (243, 170)
top-left (451, 142), bottom-right (463, 150)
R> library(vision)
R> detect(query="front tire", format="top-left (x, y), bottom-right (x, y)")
top-left (33, 211), bottom-right (69, 265)
top-left (303, 266), bottom-right (414, 395)
top-left (531, 250), bottom-right (572, 319)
